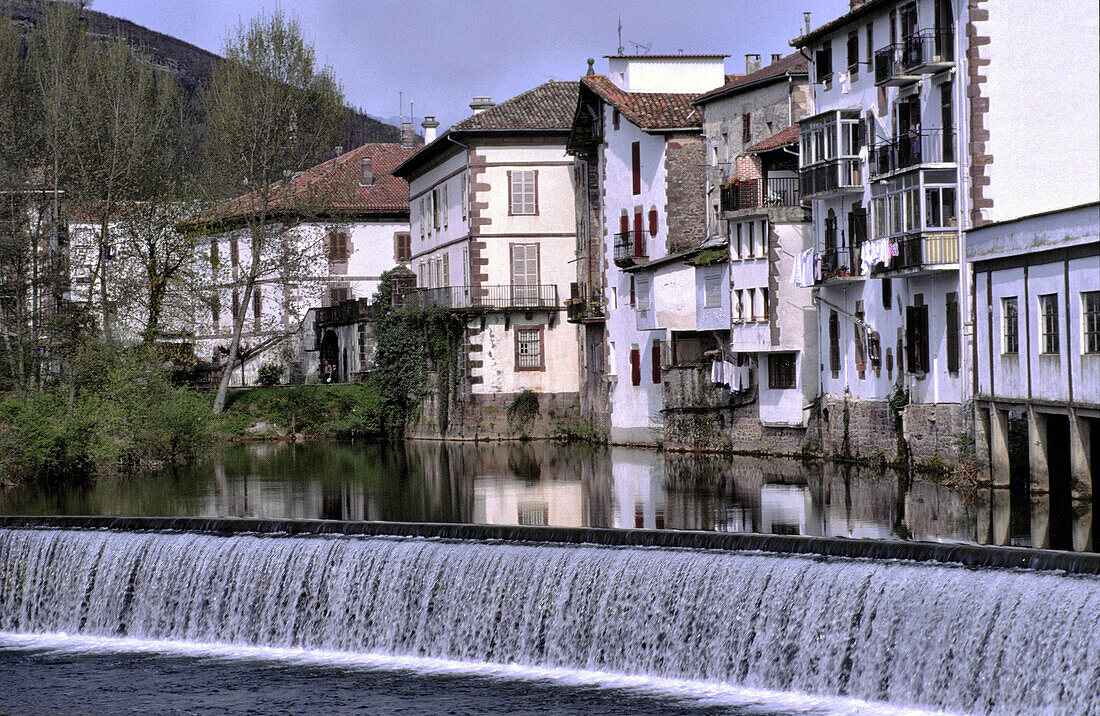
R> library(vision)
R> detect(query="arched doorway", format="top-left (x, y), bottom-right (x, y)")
top-left (320, 329), bottom-right (339, 383)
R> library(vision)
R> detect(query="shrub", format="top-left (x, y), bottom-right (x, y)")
top-left (257, 362), bottom-right (283, 387)
top-left (507, 389), bottom-right (540, 437)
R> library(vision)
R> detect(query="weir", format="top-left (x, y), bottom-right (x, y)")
top-left (1, 519), bottom-right (1098, 715)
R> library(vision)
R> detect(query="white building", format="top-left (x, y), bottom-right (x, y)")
top-left (695, 52), bottom-right (817, 430)
top-left (392, 82), bottom-right (581, 425)
top-left (187, 142), bottom-right (415, 384)
top-left (794, 0), bottom-right (968, 463)
top-left (965, 0), bottom-right (1099, 550)
top-left (567, 55), bottom-right (720, 444)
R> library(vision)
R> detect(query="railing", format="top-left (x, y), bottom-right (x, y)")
top-left (906, 29), bottom-right (955, 69)
top-left (869, 129), bottom-right (955, 178)
top-left (566, 288), bottom-right (605, 323)
top-left (613, 230), bottom-right (646, 267)
top-left (877, 231), bottom-right (959, 272)
top-left (819, 244), bottom-right (859, 280)
top-left (720, 177), bottom-right (800, 212)
top-left (317, 298), bottom-right (381, 326)
top-left (405, 284), bottom-right (559, 311)
top-left (799, 158), bottom-right (862, 197)
top-left (874, 42), bottom-right (921, 85)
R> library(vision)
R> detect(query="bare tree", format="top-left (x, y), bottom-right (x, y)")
top-left (200, 10), bottom-right (345, 413)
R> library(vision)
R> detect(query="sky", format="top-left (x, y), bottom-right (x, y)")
top-left (93, 0), bottom-right (850, 132)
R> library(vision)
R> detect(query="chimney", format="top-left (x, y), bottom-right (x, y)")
top-left (850, 0), bottom-right (870, 8)
top-left (334, 145), bottom-right (344, 157)
top-left (400, 121), bottom-right (415, 149)
top-left (771, 53), bottom-right (783, 65)
top-left (360, 157), bottom-right (373, 187)
top-left (803, 12), bottom-right (812, 35)
top-left (745, 54), bottom-right (761, 74)
top-left (469, 96), bottom-right (495, 114)
top-left (421, 116), bottom-right (440, 144)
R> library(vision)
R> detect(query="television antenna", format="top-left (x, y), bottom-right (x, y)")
top-left (629, 41), bottom-right (652, 55)
top-left (617, 16), bottom-right (624, 55)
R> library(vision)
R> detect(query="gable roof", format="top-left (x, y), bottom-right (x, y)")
top-left (189, 142), bottom-right (415, 231)
top-left (580, 75), bottom-right (702, 131)
top-left (450, 80), bottom-right (581, 132)
top-left (792, 0), bottom-right (893, 47)
top-left (746, 124), bottom-right (800, 153)
top-left (694, 52), bottom-right (808, 105)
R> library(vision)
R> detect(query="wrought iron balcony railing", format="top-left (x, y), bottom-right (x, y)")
top-left (869, 129), bottom-right (955, 178)
top-left (613, 230), bottom-right (647, 267)
top-left (317, 298), bottom-right (381, 326)
top-left (799, 158), bottom-right (862, 198)
top-left (566, 288), bottom-right (605, 323)
top-left (874, 42), bottom-right (922, 86)
top-left (720, 177), bottom-right (801, 212)
top-left (405, 284), bottom-right (559, 311)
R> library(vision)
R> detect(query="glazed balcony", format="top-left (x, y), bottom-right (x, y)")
top-left (869, 130), bottom-right (955, 179)
top-left (613, 230), bottom-right (647, 268)
top-left (566, 288), bottom-right (605, 324)
top-left (405, 284), bottom-right (559, 312)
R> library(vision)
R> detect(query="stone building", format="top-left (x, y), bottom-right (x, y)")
top-left (392, 81), bottom-right (582, 437)
top-left (567, 54), bottom-right (720, 444)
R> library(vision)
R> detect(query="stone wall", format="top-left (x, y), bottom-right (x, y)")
top-left (816, 394), bottom-right (968, 466)
top-left (663, 133), bottom-right (707, 253)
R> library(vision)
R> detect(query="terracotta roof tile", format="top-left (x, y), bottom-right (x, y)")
top-left (194, 143), bottom-right (415, 228)
top-left (580, 76), bottom-right (702, 130)
top-left (792, 0), bottom-right (893, 47)
top-left (746, 124), bottom-right (800, 153)
top-left (450, 80), bottom-right (580, 131)
top-left (694, 52), bottom-right (808, 104)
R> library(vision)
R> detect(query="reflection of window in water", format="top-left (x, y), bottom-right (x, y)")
top-left (771, 523), bottom-right (800, 536)
top-left (518, 501), bottom-right (549, 526)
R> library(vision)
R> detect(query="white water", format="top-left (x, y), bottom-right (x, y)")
top-left (0, 528), bottom-right (1097, 716)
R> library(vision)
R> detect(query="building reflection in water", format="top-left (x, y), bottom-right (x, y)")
top-left (0, 439), bottom-right (1093, 552)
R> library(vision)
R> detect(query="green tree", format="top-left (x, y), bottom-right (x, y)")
top-left (200, 10), bottom-right (345, 414)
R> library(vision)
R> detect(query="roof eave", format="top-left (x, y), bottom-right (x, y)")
top-left (693, 71), bottom-right (808, 106)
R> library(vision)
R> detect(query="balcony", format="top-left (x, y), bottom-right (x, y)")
top-left (874, 43), bottom-right (921, 86)
top-left (799, 158), bottom-right (862, 198)
top-left (720, 177), bottom-right (800, 213)
top-left (819, 245), bottom-right (860, 281)
top-left (317, 298), bottom-right (381, 326)
top-left (613, 230), bottom-right (647, 268)
top-left (566, 288), bottom-right (605, 324)
top-left (405, 284), bottom-right (560, 312)
top-left (905, 29), bottom-right (955, 73)
top-left (869, 130), bottom-right (955, 179)
top-left (876, 231), bottom-right (959, 274)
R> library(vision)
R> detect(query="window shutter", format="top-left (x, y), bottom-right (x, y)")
top-left (441, 185), bottom-right (448, 227)
top-left (648, 209), bottom-right (658, 236)
top-left (742, 113), bottom-right (751, 143)
top-left (630, 347), bottom-right (641, 386)
top-left (946, 292), bottom-right (959, 372)
top-left (631, 141), bottom-right (641, 195)
top-left (620, 214), bottom-right (629, 236)
top-left (633, 211), bottom-right (644, 256)
top-left (905, 305), bottom-right (917, 372)
top-left (533, 170), bottom-right (539, 215)
top-left (829, 310), bottom-right (840, 373)
top-left (651, 341), bottom-right (662, 384)
top-left (507, 170), bottom-right (514, 215)
top-left (918, 304), bottom-right (930, 373)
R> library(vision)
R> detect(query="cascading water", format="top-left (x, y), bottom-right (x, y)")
top-left (1, 525), bottom-right (1098, 716)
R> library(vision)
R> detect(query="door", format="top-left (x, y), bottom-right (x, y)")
top-left (849, 203), bottom-right (867, 270)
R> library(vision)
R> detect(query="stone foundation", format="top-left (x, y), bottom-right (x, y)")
top-left (409, 384), bottom-right (581, 441)
top-left (815, 395), bottom-right (968, 466)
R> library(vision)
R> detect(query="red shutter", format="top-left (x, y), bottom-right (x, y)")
top-left (630, 348), bottom-right (641, 386)
top-left (651, 341), bottom-right (662, 384)
top-left (631, 141), bottom-right (641, 195)
top-left (633, 211), bottom-right (644, 256)
top-left (620, 214), bottom-right (629, 236)
top-left (648, 209), bottom-right (658, 236)
top-left (629, 276), bottom-right (635, 306)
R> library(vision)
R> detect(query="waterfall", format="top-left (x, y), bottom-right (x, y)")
top-left (1, 524), bottom-right (1098, 716)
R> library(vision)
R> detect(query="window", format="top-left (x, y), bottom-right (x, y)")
top-left (210, 294), bottom-right (220, 333)
top-left (636, 278), bottom-right (651, 313)
top-left (865, 24), bottom-right (873, 69)
top-left (394, 232), bottom-right (411, 263)
top-left (230, 238), bottom-right (239, 267)
top-left (515, 327), bottom-right (544, 371)
top-left (747, 288), bottom-right (757, 321)
top-left (612, 108), bottom-right (620, 130)
top-left (925, 186), bottom-right (957, 228)
top-left (419, 198), bottom-right (426, 237)
top-left (252, 289), bottom-right (262, 331)
top-left (882, 277), bottom-right (893, 310)
top-left (231, 289), bottom-right (240, 318)
top-left (1040, 293), bottom-right (1059, 354)
top-left (460, 177), bottom-right (467, 220)
top-left (209, 240), bottom-right (220, 270)
top-left (631, 141), bottom-right (641, 195)
top-left (829, 310), bottom-right (840, 375)
top-left (462, 248), bottom-right (469, 287)
top-left (742, 113), bottom-right (751, 143)
top-left (629, 346), bottom-right (641, 386)
top-left (854, 301), bottom-right (867, 372)
top-left (946, 292), bottom-right (959, 373)
top-left (847, 31), bottom-right (859, 79)
top-left (441, 252), bottom-right (450, 287)
top-left (511, 243), bottom-right (539, 304)
top-left (648, 208), bottom-right (658, 236)
top-left (733, 289), bottom-right (744, 322)
top-left (735, 223), bottom-right (743, 259)
top-left (1002, 297), bottom-right (1019, 354)
top-left (759, 287), bottom-right (769, 321)
top-left (629, 275), bottom-right (636, 307)
top-left (358, 323), bottom-right (370, 371)
top-left (905, 297), bottom-right (930, 374)
top-left (704, 273), bottom-right (723, 308)
top-left (417, 262), bottom-right (425, 288)
top-left (441, 185), bottom-right (449, 228)
top-left (1084, 292), bottom-right (1100, 354)
top-left (432, 187), bottom-right (442, 229)
top-left (815, 41), bottom-right (833, 85)
top-left (768, 353), bottom-right (797, 389)
top-left (651, 341), bottom-right (662, 384)
top-left (746, 221), bottom-right (755, 257)
top-left (329, 286), bottom-right (350, 306)
top-left (327, 230), bottom-right (349, 261)
top-left (509, 170), bottom-right (538, 215)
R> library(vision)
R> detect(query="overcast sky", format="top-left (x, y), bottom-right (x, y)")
top-left (94, 0), bottom-right (849, 131)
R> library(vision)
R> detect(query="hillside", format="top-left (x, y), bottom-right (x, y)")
top-left (3, 0), bottom-right (403, 146)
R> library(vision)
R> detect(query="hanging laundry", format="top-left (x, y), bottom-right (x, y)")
top-left (840, 71), bottom-right (852, 94)
top-left (888, 241), bottom-right (900, 258)
top-left (860, 238), bottom-right (889, 276)
top-left (710, 359), bottom-right (722, 384)
top-left (791, 248), bottom-right (816, 288)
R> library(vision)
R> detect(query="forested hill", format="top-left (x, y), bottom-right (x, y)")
top-left (3, 0), bottom-right (403, 147)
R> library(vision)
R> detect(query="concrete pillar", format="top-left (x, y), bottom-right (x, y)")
top-left (1073, 504), bottom-right (1093, 553)
top-left (990, 407), bottom-right (1011, 487)
top-left (1028, 407), bottom-right (1049, 494)
top-left (1030, 494), bottom-right (1050, 549)
top-left (1070, 411), bottom-right (1092, 500)
top-left (991, 488), bottom-right (1011, 546)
